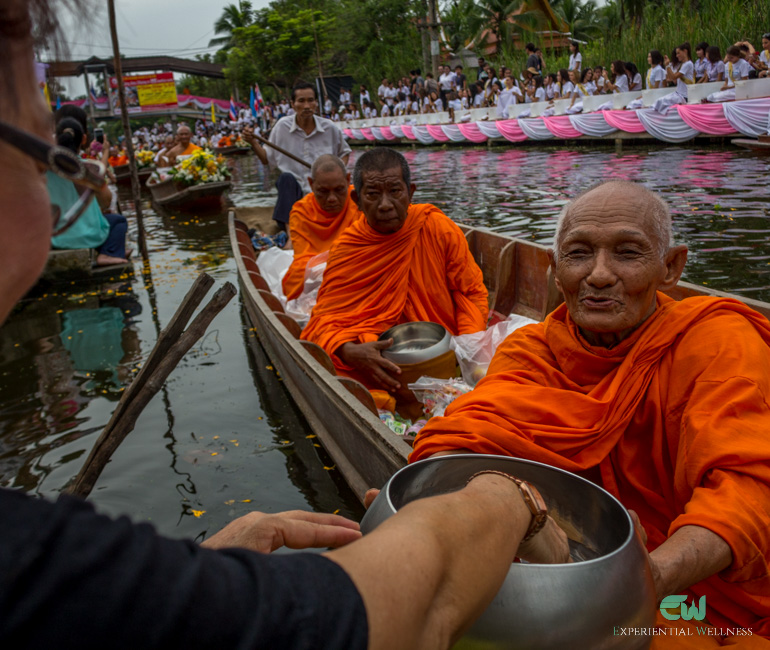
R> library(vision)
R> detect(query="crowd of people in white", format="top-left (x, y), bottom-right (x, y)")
top-left (321, 33), bottom-right (770, 122)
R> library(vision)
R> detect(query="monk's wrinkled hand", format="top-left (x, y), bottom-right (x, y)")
top-left (200, 510), bottom-right (361, 554)
top-left (338, 340), bottom-right (402, 391)
top-left (516, 515), bottom-right (572, 564)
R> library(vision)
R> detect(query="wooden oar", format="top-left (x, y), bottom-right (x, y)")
top-left (245, 130), bottom-right (312, 169)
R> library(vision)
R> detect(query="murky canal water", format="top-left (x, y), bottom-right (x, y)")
top-left (1, 142), bottom-right (768, 540)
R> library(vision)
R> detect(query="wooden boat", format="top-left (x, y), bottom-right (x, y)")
top-left (147, 177), bottom-right (231, 213)
top-left (732, 134), bottom-right (770, 154)
top-left (213, 145), bottom-right (252, 157)
top-left (228, 210), bottom-right (770, 503)
top-left (113, 163), bottom-right (155, 187)
top-left (38, 248), bottom-right (133, 285)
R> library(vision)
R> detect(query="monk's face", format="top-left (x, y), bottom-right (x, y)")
top-left (354, 166), bottom-right (415, 235)
top-left (177, 127), bottom-right (191, 146)
top-left (309, 168), bottom-right (350, 214)
top-left (549, 184), bottom-right (687, 347)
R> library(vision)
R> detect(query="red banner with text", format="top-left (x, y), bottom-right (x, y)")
top-left (109, 72), bottom-right (178, 113)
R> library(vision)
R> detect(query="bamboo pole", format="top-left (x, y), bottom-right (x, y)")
top-left (248, 130), bottom-right (311, 168)
top-left (107, 0), bottom-right (149, 261)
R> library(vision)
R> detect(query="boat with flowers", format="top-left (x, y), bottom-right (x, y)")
top-left (147, 149), bottom-right (232, 213)
top-left (114, 149), bottom-right (157, 187)
top-left (213, 137), bottom-right (253, 157)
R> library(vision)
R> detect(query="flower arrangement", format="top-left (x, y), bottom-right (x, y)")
top-left (169, 149), bottom-right (230, 186)
top-left (234, 136), bottom-right (251, 149)
top-left (135, 149), bottom-right (156, 169)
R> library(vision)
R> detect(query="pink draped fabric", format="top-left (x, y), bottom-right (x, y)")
top-left (495, 119), bottom-right (528, 142)
top-left (343, 129), bottom-right (353, 138)
top-left (360, 127), bottom-right (376, 141)
top-left (602, 110), bottom-right (646, 133)
top-left (400, 125), bottom-right (417, 140)
top-left (456, 122), bottom-right (489, 143)
top-left (380, 126), bottom-right (397, 140)
top-left (676, 104), bottom-right (736, 135)
top-left (426, 124), bottom-right (450, 142)
top-left (542, 116), bottom-right (583, 139)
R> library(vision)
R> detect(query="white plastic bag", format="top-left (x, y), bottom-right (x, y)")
top-left (450, 314), bottom-right (536, 386)
top-left (285, 251), bottom-right (328, 328)
top-left (256, 246), bottom-right (293, 299)
top-left (408, 376), bottom-right (473, 418)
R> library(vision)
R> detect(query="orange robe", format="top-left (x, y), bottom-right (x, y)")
top-left (177, 143), bottom-right (201, 156)
top-left (108, 155), bottom-right (128, 167)
top-left (301, 203), bottom-right (488, 385)
top-left (282, 187), bottom-right (361, 301)
top-left (412, 293), bottom-right (770, 639)
top-left (217, 136), bottom-right (232, 147)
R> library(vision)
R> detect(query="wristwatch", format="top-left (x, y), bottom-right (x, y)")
top-left (467, 470), bottom-right (548, 542)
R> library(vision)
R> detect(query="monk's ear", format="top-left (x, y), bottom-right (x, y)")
top-left (408, 183), bottom-right (416, 202)
top-left (345, 172), bottom-right (351, 184)
top-left (659, 245), bottom-right (688, 291)
top-left (547, 248), bottom-right (563, 293)
top-left (351, 188), bottom-right (361, 208)
top-left (308, 176), bottom-right (314, 192)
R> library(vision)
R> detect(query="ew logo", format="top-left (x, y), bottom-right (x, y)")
top-left (660, 595), bottom-right (707, 621)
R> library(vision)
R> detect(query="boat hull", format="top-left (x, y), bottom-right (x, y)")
top-left (214, 146), bottom-right (252, 157)
top-left (113, 164), bottom-right (155, 187)
top-left (148, 178), bottom-right (231, 213)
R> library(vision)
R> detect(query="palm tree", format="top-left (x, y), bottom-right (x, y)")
top-left (208, 1), bottom-right (254, 49)
top-left (441, 0), bottom-right (485, 53)
top-left (552, 0), bottom-right (601, 41)
top-left (476, 0), bottom-right (545, 46)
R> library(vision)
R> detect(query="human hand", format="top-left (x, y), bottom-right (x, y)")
top-left (200, 510), bottom-right (361, 553)
top-left (241, 125), bottom-right (255, 144)
top-left (364, 488), bottom-right (380, 509)
top-left (338, 340), bottom-right (401, 391)
top-left (516, 515), bottom-right (571, 564)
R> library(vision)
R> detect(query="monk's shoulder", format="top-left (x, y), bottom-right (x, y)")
top-left (420, 205), bottom-right (465, 238)
top-left (487, 322), bottom-right (553, 374)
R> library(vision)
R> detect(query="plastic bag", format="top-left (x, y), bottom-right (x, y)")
top-left (450, 314), bottom-right (536, 386)
top-left (285, 251), bottom-right (328, 328)
top-left (256, 246), bottom-right (293, 298)
top-left (408, 376), bottom-right (473, 418)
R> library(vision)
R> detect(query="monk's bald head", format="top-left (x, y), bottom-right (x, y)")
top-left (311, 154), bottom-right (347, 180)
top-left (352, 148), bottom-right (411, 197)
top-left (554, 181), bottom-right (673, 260)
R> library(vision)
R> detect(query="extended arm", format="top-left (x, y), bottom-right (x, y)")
top-left (241, 125), bottom-right (268, 166)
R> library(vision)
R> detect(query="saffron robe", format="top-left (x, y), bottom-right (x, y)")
top-left (108, 155), bottom-right (128, 167)
top-left (217, 136), bottom-right (232, 147)
top-left (411, 294), bottom-right (770, 637)
top-left (177, 143), bottom-right (201, 156)
top-left (282, 187), bottom-right (361, 301)
top-left (301, 203), bottom-right (488, 385)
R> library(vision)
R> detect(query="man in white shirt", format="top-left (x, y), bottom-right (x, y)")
top-left (339, 88), bottom-right (351, 104)
top-left (438, 65), bottom-right (456, 105)
top-left (377, 79), bottom-right (389, 106)
top-left (242, 81), bottom-right (351, 231)
top-left (384, 82), bottom-right (397, 107)
top-left (324, 97), bottom-right (333, 116)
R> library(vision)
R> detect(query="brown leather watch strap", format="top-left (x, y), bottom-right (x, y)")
top-left (466, 470), bottom-right (548, 542)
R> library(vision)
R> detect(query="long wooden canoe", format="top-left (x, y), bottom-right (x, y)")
top-left (732, 135), bottom-right (770, 154)
top-left (113, 164), bottom-right (155, 187)
top-left (213, 145), bottom-right (252, 157)
top-left (147, 177), bottom-right (231, 213)
top-left (228, 210), bottom-right (770, 503)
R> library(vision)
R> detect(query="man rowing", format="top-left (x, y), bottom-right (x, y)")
top-left (282, 154), bottom-right (361, 301)
top-left (242, 81), bottom-right (351, 233)
top-left (164, 125), bottom-right (200, 164)
top-left (411, 180), bottom-right (770, 642)
top-left (302, 148), bottom-right (488, 391)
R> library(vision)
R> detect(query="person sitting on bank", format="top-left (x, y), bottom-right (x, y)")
top-left (282, 155), bottom-right (361, 301)
top-left (48, 116), bottom-right (129, 266)
top-left (411, 180), bottom-right (770, 641)
top-left (163, 125), bottom-right (201, 165)
top-left (626, 50), bottom-right (667, 110)
top-left (701, 45), bottom-right (725, 83)
top-left (301, 148), bottom-right (488, 392)
top-left (653, 43), bottom-right (695, 113)
top-left (241, 81), bottom-right (351, 233)
top-left (705, 45), bottom-right (752, 103)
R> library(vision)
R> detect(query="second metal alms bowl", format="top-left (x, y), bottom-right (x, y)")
top-left (378, 321), bottom-right (450, 365)
top-left (361, 454), bottom-right (656, 650)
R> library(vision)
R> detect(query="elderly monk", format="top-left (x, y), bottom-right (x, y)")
top-left (164, 125), bottom-right (200, 164)
top-left (301, 148), bottom-right (488, 391)
top-left (411, 180), bottom-right (770, 644)
top-left (282, 154), bottom-right (361, 301)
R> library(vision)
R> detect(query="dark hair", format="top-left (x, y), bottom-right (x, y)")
top-left (55, 116), bottom-right (84, 153)
top-left (352, 147), bottom-right (410, 196)
top-left (610, 60), bottom-right (626, 81)
top-left (677, 42), bottom-right (692, 61)
top-left (557, 68), bottom-right (570, 85)
top-left (580, 67), bottom-right (592, 83)
top-left (696, 41), bottom-right (709, 54)
top-left (54, 104), bottom-right (88, 133)
top-left (571, 40), bottom-right (580, 51)
top-left (625, 62), bottom-right (639, 78)
top-left (492, 80), bottom-right (503, 92)
top-left (455, 64), bottom-right (463, 70)
top-left (737, 44), bottom-right (750, 55)
top-left (650, 50), bottom-right (664, 66)
top-left (426, 72), bottom-right (434, 79)
top-left (706, 45), bottom-right (722, 63)
top-left (291, 81), bottom-right (316, 102)
top-left (546, 72), bottom-right (557, 84)
top-left (726, 45), bottom-right (742, 58)
top-left (533, 75), bottom-right (544, 89)
top-left (525, 42), bottom-right (536, 52)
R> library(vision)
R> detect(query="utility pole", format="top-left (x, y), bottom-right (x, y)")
top-left (427, 0), bottom-right (439, 79)
top-left (418, 0), bottom-right (430, 75)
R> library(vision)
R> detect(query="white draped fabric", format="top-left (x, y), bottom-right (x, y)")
top-left (568, 113), bottom-right (618, 138)
top-left (389, 125), bottom-right (405, 138)
top-left (441, 124), bottom-right (468, 142)
top-left (475, 121), bottom-right (502, 139)
top-left (635, 108), bottom-right (699, 143)
top-left (412, 126), bottom-right (436, 145)
top-left (371, 127), bottom-right (386, 141)
top-left (722, 98), bottom-right (770, 137)
top-left (517, 119), bottom-right (554, 140)
top-left (350, 128), bottom-right (363, 140)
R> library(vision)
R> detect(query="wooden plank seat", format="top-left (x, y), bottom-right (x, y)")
top-left (248, 270), bottom-right (271, 293)
top-left (299, 340), bottom-right (337, 375)
top-left (337, 377), bottom-right (379, 416)
top-left (257, 289), bottom-right (284, 314)
top-left (275, 312), bottom-right (302, 339)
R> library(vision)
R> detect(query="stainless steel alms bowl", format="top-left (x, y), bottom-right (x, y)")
top-left (361, 455), bottom-right (656, 649)
top-left (378, 321), bottom-right (451, 365)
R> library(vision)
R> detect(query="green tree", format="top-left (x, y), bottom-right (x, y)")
top-left (441, 0), bottom-right (485, 53)
top-left (209, 1), bottom-right (255, 49)
top-left (552, 0), bottom-right (601, 41)
top-left (475, 0), bottom-right (544, 46)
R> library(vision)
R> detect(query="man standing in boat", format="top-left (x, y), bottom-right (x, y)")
top-left (242, 81), bottom-right (351, 234)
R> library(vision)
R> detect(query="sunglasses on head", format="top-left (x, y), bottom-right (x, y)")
top-left (0, 120), bottom-right (107, 236)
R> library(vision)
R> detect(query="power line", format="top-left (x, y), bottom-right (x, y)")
top-left (60, 39), bottom-right (222, 55)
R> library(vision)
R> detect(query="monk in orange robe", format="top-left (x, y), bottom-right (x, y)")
top-left (411, 181), bottom-right (770, 645)
top-left (107, 146), bottom-right (128, 168)
top-left (165, 125), bottom-right (201, 164)
top-left (282, 154), bottom-right (360, 301)
top-left (217, 133), bottom-right (232, 147)
top-left (301, 147), bottom-right (488, 391)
